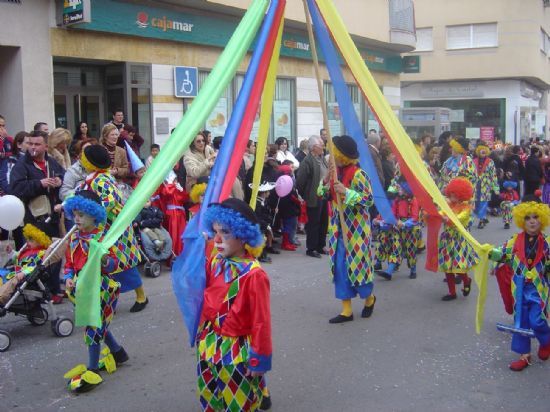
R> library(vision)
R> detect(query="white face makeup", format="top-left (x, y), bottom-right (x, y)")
top-left (524, 214), bottom-right (541, 235)
top-left (212, 222), bottom-right (245, 258)
top-left (73, 211), bottom-right (96, 232)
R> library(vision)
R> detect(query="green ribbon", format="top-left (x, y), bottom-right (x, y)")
top-left (74, 0), bottom-right (270, 327)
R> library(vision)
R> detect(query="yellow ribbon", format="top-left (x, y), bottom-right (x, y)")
top-left (315, 0), bottom-right (492, 333)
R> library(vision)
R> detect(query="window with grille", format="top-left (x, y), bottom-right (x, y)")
top-left (446, 23), bottom-right (498, 50)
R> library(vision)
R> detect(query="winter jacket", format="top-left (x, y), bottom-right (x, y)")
top-left (296, 154), bottom-right (322, 208)
top-left (59, 160), bottom-right (88, 201)
top-left (136, 206), bottom-right (164, 229)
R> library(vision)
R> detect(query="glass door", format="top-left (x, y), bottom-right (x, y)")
top-left (73, 94), bottom-right (103, 138)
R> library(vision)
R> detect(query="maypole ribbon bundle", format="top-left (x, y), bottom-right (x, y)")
top-left (314, 0), bottom-right (493, 333)
top-left (173, 0), bottom-right (285, 346)
top-left (307, 0), bottom-right (395, 224)
top-left (74, 0), bottom-right (270, 328)
top-left (250, 22), bottom-right (284, 209)
top-left (219, 0), bottom-right (287, 200)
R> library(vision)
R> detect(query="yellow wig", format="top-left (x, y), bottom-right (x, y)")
top-left (190, 183), bottom-right (207, 204)
top-left (22, 224), bottom-right (52, 249)
top-left (449, 139), bottom-right (466, 154)
top-left (332, 144), bottom-right (358, 166)
top-left (245, 242), bottom-right (265, 258)
top-left (512, 201), bottom-right (550, 231)
top-left (475, 145), bottom-right (490, 157)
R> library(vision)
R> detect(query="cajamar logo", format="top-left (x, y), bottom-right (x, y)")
top-left (136, 11), bottom-right (194, 32)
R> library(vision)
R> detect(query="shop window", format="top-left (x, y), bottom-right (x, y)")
top-left (414, 27), bottom-right (433, 52)
top-left (273, 78), bottom-right (296, 147)
top-left (323, 81), bottom-right (364, 137)
top-left (198, 70), bottom-right (233, 139)
top-left (446, 23), bottom-right (498, 49)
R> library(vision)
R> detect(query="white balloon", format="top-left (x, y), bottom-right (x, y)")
top-left (0, 195), bottom-right (25, 230)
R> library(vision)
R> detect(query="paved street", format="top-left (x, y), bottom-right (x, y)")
top-left (1, 219), bottom-right (548, 412)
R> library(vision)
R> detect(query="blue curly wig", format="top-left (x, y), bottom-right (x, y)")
top-left (503, 180), bottom-right (518, 189)
top-left (64, 194), bottom-right (107, 225)
top-left (204, 204), bottom-right (263, 248)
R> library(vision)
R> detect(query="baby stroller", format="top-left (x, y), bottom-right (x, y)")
top-left (0, 227), bottom-right (76, 352)
top-left (138, 226), bottom-right (173, 278)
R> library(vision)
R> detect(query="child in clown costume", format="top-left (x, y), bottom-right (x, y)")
top-left (62, 191), bottom-right (129, 392)
top-left (500, 181), bottom-right (520, 229)
top-left (319, 135), bottom-right (376, 324)
top-left (473, 144), bottom-right (499, 229)
top-left (0, 223), bottom-right (51, 305)
top-left (376, 179), bottom-right (421, 280)
top-left (78, 145), bottom-right (148, 313)
top-left (188, 177), bottom-right (208, 219)
top-left (438, 177), bottom-right (480, 301)
top-left (438, 137), bottom-right (477, 191)
top-left (489, 197), bottom-right (550, 371)
top-left (196, 198), bottom-right (272, 411)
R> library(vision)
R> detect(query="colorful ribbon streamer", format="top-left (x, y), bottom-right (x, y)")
top-left (307, 0), bottom-right (394, 224)
top-left (314, 0), bottom-right (492, 333)
top-left (172, 0), bottom-right (285, 346)
top-left (74, 0), bottom-right (270, 328)
top-left (250, 22), bottom-right (284, 209)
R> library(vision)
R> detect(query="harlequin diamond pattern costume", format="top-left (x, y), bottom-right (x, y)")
top-left (438, 177), bottom-right (479, 301)
top-left (438, 138), bottom-right (478, 190)
top-left (490, 200), bottom-right (550, 371)
top-left (78, 145), bottom-right (146, 312)
top-left (321, 135), bottom-right (376, 323)
top-left (62, 191), bottom-right (129, 393)
top-left (473, 145), bottom-right (499, 228)
top-left (196, 199), bottom-right (271, 411)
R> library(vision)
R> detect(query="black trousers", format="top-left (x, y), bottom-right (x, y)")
top-left (306, 200), bottom-right (328, 252)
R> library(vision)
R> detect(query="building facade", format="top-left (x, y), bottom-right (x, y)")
top-left (0, 0), bottom-right (416, 153)
top-left (401, 0), bottom-right (550, 145)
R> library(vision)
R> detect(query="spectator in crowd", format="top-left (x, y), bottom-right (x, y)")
top-left (201, 129), bottom-right (212, 148)
top-left (524, 146), bottom-right (543, 196)
top-left (0, 131), bottom-right (29, 194)
top-left (70, 121), bottom-right (92, 161)
top-left (60, 138), bottom-right (98, 201)
top-left (437, 131), bottom-right (453, 167)
top-left (275, 137), bottom-right (299, 170)
top-left (47, 128), bottom-right (72, 171)
top-left (243, 140), bottom-right (256, 172)
top-left (108, 108), bottom-right (125, 131)
top-left (380, 144), bottom-right (396, 191)
top-left (118, 124), bottom-right (144, 157)
top-left (100, 124), bottom-right (129, 182)
top-left (0, 114), bottom-right (14, 171)
top-left (184, 133), bottom-right (216, 192)
top-left (33, 122), bottom-right (49, 133)
top-left (9, 130), bottom-right (65, 302)
top-left (212, 135), bottom-right (223, 152)
top-left (294, 139), bottom-right (308, 163)
top-left (320, 128), bottom-right (328, 147)
top-left (0, 131), bottom-right (30, 247)
top-left (366, 132), bottom-right (385, 187)
top-left (296, 135), bottom-right (328, 258)
top-left (503, 145), bottom-right (525, 192)
top-left (146, 143), bottom-right (160, 168)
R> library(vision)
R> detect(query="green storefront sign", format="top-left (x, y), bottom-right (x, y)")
top-left (66, 0), bottom-right (408, 73)
top-left (62, 0), bottom-right (91, 26)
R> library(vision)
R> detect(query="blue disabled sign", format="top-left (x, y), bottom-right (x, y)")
top-left (174, 66), bottom-right (198, 98)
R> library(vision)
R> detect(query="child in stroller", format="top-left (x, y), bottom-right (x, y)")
top-left (0, 222), bottom-right (74, 351)
top-left (135, 200), bottom-right (173, 277)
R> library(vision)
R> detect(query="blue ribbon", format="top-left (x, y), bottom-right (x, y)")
top-left (308, 0), bottom-right (395, 224)
top-left (172, 0), bottom-right (280, 347)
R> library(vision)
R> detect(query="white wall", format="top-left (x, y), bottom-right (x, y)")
top-left (151, 64), bottom-right (184, 146)
top-left (0, 1), bottom-right (54, 133)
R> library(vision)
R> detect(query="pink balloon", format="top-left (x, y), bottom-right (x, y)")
top-left (275, 175), bottom-right (293, 197)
